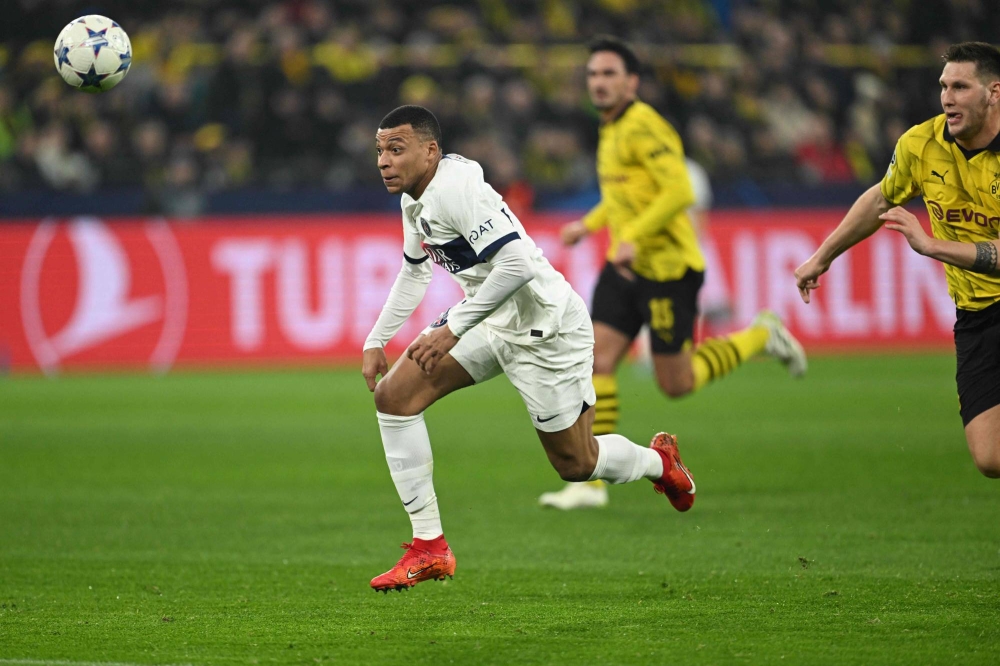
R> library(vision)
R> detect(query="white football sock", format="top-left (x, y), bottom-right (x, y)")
top-left (377, 411), bottom-right (443, 540)
top-left (588, 434), bottom-right (663, 484)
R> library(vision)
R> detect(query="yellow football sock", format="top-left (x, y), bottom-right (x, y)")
top-left (691, 325), bottom-right (769, 391)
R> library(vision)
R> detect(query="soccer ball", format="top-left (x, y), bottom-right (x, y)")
top-left (53, 15), bottom-right (132, 93)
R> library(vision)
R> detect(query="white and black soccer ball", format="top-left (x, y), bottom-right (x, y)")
top-left (53, 15), bottom-right (132, 93)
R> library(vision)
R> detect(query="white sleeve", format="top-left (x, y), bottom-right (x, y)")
top-left (402, 211), bottom-right (426, 263)
top-left (446, 238), bottom-right (535, 337)
top-left (440, 160), bottom-right (522, 261)
top-left (363, 257), bottom-right (433, 350)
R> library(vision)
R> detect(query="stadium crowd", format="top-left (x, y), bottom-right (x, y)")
top-left (2, 0), bottom-right (999, 214)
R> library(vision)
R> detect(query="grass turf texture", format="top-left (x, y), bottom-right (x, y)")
top-left (0, 355), bottom-right (997, 665)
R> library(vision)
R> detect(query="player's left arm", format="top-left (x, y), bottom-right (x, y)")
top-left (880, 206), bottom-right (1000, 274)
top-left (620, 127), bottom-right (696, 243)
top-left (608, 126), bottom-right (695, 274)
top-left (407, 239), bottom-right (536, 373)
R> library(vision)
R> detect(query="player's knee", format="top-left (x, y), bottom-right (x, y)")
top-left (965, 428), bottom-right (1000, 477)
top-left (973, 456), bottom-right (1000, 478)
top-left (593, 354), bottom-right (617, 376)
top-left (969, 441), bottom-right (1000, 478)
top-left (978, 464), bottom-right (1000, 479)
top-left (660, 384), bottom-right (692, 400)
top-left (372, 380), bottom-right (395, 413)
top-left (656, 374), bottom-right (693, 399)
top-left (373, 379), bottom-right (417, 416)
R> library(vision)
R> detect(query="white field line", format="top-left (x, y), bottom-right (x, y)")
top-left (0, 659), bottom-right (197, 666)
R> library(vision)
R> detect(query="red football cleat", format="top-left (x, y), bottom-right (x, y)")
top-left (650, 432), bottom-right (696, 512)
top-left (370, 535), bottom-right (456, 592)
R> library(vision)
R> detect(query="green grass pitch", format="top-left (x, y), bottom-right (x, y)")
top-left (1, 354), bottom-right (998, 665)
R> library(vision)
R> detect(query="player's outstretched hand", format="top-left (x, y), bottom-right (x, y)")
top-left (794, 255), bottom-right (830, 304)
top-left (560, 220), bottom-right (589, 246)
top-left (880, 206), bottom-right (934, 256)
top-left (362, 347), bottom-right (389, 392)
top-left (407, 326), bottom-right (459, 375)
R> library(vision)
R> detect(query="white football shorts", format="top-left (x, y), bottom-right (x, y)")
top-left (436, 292), bottom-right (596, 433)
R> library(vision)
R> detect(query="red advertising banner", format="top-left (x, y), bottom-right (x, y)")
top-left (0, 210), bottom-right (954, 373)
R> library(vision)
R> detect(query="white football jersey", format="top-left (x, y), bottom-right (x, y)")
top-left (400, 154), bottom-right (574, 343)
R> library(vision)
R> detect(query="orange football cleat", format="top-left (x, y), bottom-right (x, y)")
top-left (370, 535), bottom-right (456, 592)
top-left (650, 432), bottom-right (696, 512)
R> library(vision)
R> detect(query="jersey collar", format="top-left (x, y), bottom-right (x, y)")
top-left (401, 190), bottom-right (425, 222)
top-left (942, 122), bottom-right (1000, 160)
top-left (603, 99), bottom-right (636, 125)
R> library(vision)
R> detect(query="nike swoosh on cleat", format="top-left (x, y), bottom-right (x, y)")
top-left (536, 414), bottom-right (558, 423)
top-left (402, 496), bottom-right (418, 506)
top-left (677, 463), bottom-right (696, 494)
top-left (406, 566), bottom-right (431, 579)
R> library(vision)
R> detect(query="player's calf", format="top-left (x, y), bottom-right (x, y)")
top-left (550, 454), bottom-right (599, 482)
top-left (539, 422), bottom-right (696, 512)
top-left (535, 405), bottom-right (601, 481)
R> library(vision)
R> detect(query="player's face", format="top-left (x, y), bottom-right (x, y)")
top-left (376, 125), bottom-right (438, 196)
top-left (587, 51), bottom-right (638, 111)
top-left (939, 61), bottom-right (995, 141)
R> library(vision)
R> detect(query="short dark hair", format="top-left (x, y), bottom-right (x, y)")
top-left (588, 35), bottom-right (640, 76)
top-left (943, 42), bottom-right (1000, 82)
top-left (378, 105), bottom-right (442, 144)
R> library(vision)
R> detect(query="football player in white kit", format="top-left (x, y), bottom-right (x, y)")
top-left (362, 106), bottom-right (696, 592)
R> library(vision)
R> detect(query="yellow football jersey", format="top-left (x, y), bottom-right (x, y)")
top-left (881, 114), bottom-right (1000, 310)
top-left (582, 100), bottom-right (705, 282)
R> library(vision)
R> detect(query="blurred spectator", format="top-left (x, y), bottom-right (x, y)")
top-left (34, 123), bottom-right (96, 191)
top-left (795, 116), bottom-right (854, 184)
top-left (159, 153), bottom-right (205, 218)
top-left (521, 125), bottom-right (590, 190)
top-left (84, 120), bottom-right (138, 187)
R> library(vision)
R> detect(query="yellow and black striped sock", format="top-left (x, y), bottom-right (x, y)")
top-left (588, 374), bottom-right (620, 489)
top-left (592, 373), bottom-right (619, 435)
top-left (691, 325), bottom-right (769, 391)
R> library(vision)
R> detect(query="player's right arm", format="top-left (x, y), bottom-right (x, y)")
top-left (362, 226), bottom-right (433, 391)
top-left (794, 184), bottom-right (894, 303)
top-left (561, 202), bottom-right (608, 246)
top-left (796, 131), bottom-right (919, 304)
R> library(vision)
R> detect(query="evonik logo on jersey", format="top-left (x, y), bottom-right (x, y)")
top-left (20, 218), bottom-right (188, 374)
top-left (925, 199), bottom-right (1000, 228)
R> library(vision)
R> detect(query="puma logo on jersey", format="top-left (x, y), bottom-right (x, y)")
top-left (931, 169), bottom-right (949, 184)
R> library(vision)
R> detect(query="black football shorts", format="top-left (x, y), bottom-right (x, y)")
top-left (955, 300), bottom-right (1000, 426)
top-left (590, 261), bottom-right (703, 355)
